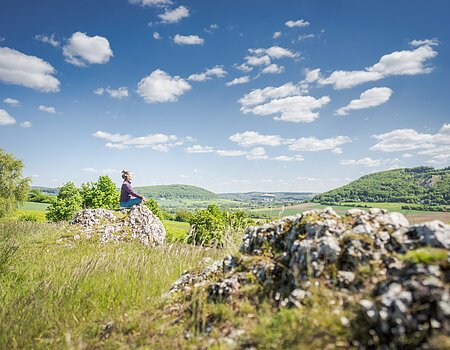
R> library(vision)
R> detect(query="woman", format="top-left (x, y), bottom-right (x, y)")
top-left (120, 170), bottom-right (146, 208)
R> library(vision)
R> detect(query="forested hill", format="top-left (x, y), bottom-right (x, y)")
top-left (135, 184), bottom-right (217, 200)
top-left (314, 166), bottom-right (450, 205)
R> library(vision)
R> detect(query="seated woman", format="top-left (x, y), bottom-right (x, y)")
top-left (120, 170), bottom-right (146, 208)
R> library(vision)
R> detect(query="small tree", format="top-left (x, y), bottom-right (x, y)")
top-left (80, 175), bottom-right (119, 209)
top-left (144, 199), bottom-right (164, 220)
top-left (46, 182), bottom-right (82, 222)
top-left (0, 148), bottom-right (30, 218)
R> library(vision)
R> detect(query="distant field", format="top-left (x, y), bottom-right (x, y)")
top-left (163, 220), bottom-right (190, 242)
top-left (18, 201), bottom-right (50, 211)
top-left (250, 202), bottom-right (450, 224)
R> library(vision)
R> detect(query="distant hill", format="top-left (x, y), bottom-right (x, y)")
top-left (31, 186), bottom-right (59, 196)
top-left (315, 166), bottom-right (450, 205)
top-left (219, 192), bottom-right (315, 205)
top-left (135, 184), bottom-right (217, 201)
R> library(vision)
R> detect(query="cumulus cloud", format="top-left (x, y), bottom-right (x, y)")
top-left (159, 6), bottom-right (189, 23)
top-left (335, 87), bottom-right (393, 116)
top-left (3, 97), bottom-right (20, 106)
top-left (246, 147), bottom-right (268, 160)
top-left (229, 131), bottom-right (283, 147)
top-left (216, 149), bottom-right (247, 157)
top-left (318, 42), bottom-right (438, 89)
top-left (288, 136), bottom-right (352, 152)
top-left (93, 130), bottom-right (191, 151)
top-left (226, 76), bottom-right (250, 86)
top-left (0, 109), bottom-right (15, 125)
top-left (137, 69), bottom-right (191, 103)
top-left (370, 123), bottom-right (450, 164)
top-left (273, 31), bottom-right (282, 39)
top-left (20, 121), bottom-right (32, 128)
top-left (340, 157), bottom-right (400, 167)
top-left (129, 0), bottom-right (172, 6)
top-left (94, 86), bottom-right (129, 99)
top-left (38, 105), bottom-right (56, 114)
top-left (245, 55), bottom-right (271, 66)
top-left (34, 33), bottom-right (59, 47)
top-left (262, 64), bottom-right (285, 74)
top-left (173, 34), bottom-right (204, 45)
top-left (298, 33), bottom-right (315, 41)
top-left (273, 155), bottom-right (304, 162)
top-left (63, 32), bottom-right (113, 67)
top-left (409, 38), bottom-right (439, 47)
top-left (185, 145), bottom-right (214, 153)
top-left (153, 32), bottom-right (162, 40)
top-left (0, 47), bottom-right (60, 92)
top-left (241, 94), bottom-right (330, 123)
top-left (239, 82), bottom-right (300, 107)
top-left (188, 65), bottom-right (227, 81)
top-left (235, 63), bottom-right (253, 72)
top-left (285, 19), bottom-right (310, 28)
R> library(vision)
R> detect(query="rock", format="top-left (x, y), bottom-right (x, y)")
top-left (406, 221), bottom-right (450, 249)
top-left (69, 205), bottom-right (165, 247)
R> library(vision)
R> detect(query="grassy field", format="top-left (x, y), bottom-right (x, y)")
top-left (250, 202), bottom-right (450, 223)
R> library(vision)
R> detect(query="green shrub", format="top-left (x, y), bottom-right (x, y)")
top-left (144, 198), bottom-right (164, 220)
top-left (45, 182), bottom-right (82, 222)
top-left (80, 175), bottom-right (119, 210)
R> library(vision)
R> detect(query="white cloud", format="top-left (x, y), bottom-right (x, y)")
top-left (95, 86), bottom-right (129, 99)
top-left (159, 6), bottom-right (189, 24)
top-left (129, 0), bottom-right (172, 6)
top-left (319, 42), bottom-right (438, 89)
top-left (0, 109), bottom-right (16, 125)
top-left (34, 33), bottom-right (59, 47)
top-left (335, 87), bottom-right (393, 116)
top-left (204, 24), bottom-right (219, 34)
top-left (226, 76), bottom-right (250, 86)
top-left (235, 63), bottom-right (253, 72)
top-left (288, 136), bottom-right (351, 152)
top-left (370, 123), bottom-right (450, 165)
top-left (229, 131), bottom-right (283, 147)
top-left (153, 32), bottom-right (162, 40)
top-left (188, 65), bottom-right (227, 81)
top-left (331, 147), bottom-right (343, 154)
top-left (173, 34), bottom-right (204, 45)
top-left (402, 153), bottom-right (413, 158)
top-left (63, 32), bottom-right (113, 67)
top-left (246, 147), bottom-right (268, 160)
top-left (3, 97), bottom-right (20, 106)
top-left (216, 149), bottom-right (247, 157)
top-left (105, 143), bottom-right (129, 150)
top-left (340, 157), bottom-right (400, 167)
top-left (409, 38), bottom-right (439, 47)
top-left (185, 145), bottom-right (215, 153)
top-left (38, 105), bottom-right (56, 114)
top-left (239, 82), bottom-right (300, 107)
top-left (285, 19), bottom-right (310, 28)
top-left (273, 31), bottom-right (282, 39)
top-left (101, 168), bottom-right (119, 174)
top-left (303, 68), bottom-right (322, 83)
top-left (20, 121), bottom-right (32, 128)
top-left (273, 155), bottom-right (304, 162)
top-left (264, 46), bottom-right (298, 59)
top-left (298, 34), bottom-right (315, 41)
top-left (82, 168), bottom-right (98, 173)
top-left (245, 55), bottom-right (271, 66)
top-left (93, 131), bottom-right (132, 143)
top-left (137, 69), bottom-right (191, 103)
top-left (0, 47), bottom-right (60, 92)
top-left (261, 64), bottom-right (285, 74)
top-left (241, 94), bottom-right (330, 123)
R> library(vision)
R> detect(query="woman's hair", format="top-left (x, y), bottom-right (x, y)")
top-left (121, 170), bottom-right (131, 180)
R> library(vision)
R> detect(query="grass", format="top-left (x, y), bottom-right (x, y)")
top-left (164, 220), bottom-right (190, 242)
top-left (400, 247), bottom-right (449, 265)
top-left (0, 220), bottom-right (226, 349)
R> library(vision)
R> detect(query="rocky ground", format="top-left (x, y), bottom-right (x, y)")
top-left (68, 205), bottom-right (166, 246)
top-left (168, 208), bottom-right (450, 349)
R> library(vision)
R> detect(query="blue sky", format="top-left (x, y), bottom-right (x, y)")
top-left (0, 0), bottom-right (449, 193)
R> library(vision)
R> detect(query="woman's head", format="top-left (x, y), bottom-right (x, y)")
top-left (121, 170), bottom-right (133, 181)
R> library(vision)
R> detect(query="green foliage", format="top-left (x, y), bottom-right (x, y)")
top-left (400, 247), bottom-right (449, 265)
top-left (315, 166), bottom-right (450, 205)
top-left (45, 182), bottom-right (82, 222)
top-left (28, 189), bottom-right (55, 204)
top-left (0, 148), bottom-right (30, 219)
top-left (80, 175), bottom-right (119, 210)
top-left (144, 198), bottom-right (164, 220)
top-left (135, 184), bottom-right (217, 201)
top-left (175, 209), bottom-right (193, 222)
top-left (187, 204), bottom-right (254, 247)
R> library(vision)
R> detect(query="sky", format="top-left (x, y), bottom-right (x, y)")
top-left (0, 0), bottom-right (449, 193)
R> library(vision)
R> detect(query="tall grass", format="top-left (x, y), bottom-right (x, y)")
top-left (0, 221), bottom-right (226, 349)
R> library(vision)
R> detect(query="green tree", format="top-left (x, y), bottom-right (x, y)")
top-left (144, 199), bottom-right (164, 220)
top-left (80, 175), bottom-right (119, 209)
top-left (0, 148), bottom-right (30, 218)
top-left (46, 182), bottom-right (82, 222)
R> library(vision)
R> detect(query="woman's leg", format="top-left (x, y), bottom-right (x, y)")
top-left (120, 198), bottom-right (143, 208)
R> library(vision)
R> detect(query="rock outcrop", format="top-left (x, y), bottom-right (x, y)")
top-left (69, 205), bottom-right (165, 246)
top-left (169, 208), bottom-right (450, 348)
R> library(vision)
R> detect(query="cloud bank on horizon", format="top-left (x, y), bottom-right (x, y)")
top-left (0, 0), bottom-right (449, 192)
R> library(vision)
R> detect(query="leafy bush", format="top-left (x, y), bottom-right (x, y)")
top-left (175, 209), bottom-right (193, 222)
top-left (144, 198), bottom-right (164, 220)
top-left (0, 148), bottom-right (30, 219)
top-left (28, 189), bottom-right (55, 204)
top-left (80, 175), bottom-right (119, 210)
top-left (46, 182), bottom-right (82, 222)
top-left (187, 204), bottom-right (254, 247)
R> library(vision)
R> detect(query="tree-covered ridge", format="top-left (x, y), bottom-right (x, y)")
top-left (315, 166), bottom-right (450, 205)
top-left (135, 184), bottom-right (217, 200)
